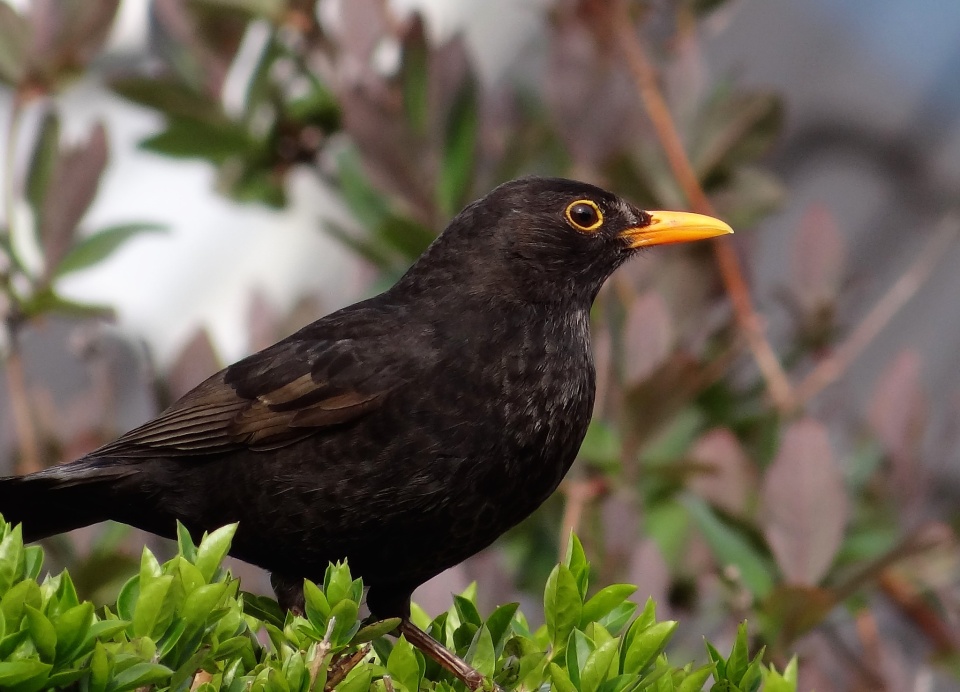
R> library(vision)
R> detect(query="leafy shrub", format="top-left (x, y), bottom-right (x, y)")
top-left (0, 514), bottom-right (795, 691)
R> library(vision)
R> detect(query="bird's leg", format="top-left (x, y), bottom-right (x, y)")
top-left (397, 619), bottom-right (497, 691)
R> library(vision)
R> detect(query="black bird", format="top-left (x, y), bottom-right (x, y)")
top-left (0, 177), bottom-right (731, 688)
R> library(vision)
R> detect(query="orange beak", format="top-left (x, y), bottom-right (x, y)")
top-left (620, 210), bottom-right (733, 248)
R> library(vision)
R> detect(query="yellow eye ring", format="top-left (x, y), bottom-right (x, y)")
top-left (565, 199), bottom-right (604, 233)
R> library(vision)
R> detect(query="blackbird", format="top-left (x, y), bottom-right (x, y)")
top-left (0, 177), bottom-right (731, 688)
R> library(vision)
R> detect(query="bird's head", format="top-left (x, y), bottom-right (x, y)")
top-left (396, 177), bottom-right (733, 305)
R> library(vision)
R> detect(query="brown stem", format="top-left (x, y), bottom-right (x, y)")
top-left (793, 215), bottom-right (959, 407)
top-left (877, 570), bottom-right (957, 656)
top-left (325, 645), bottom-right (371, 691)
top-left (559, 477), bottom-right (607, 554)
top-left (611, 0), bottom-right (796, 412)
top-left (6, 330), bottom-right (41, 475)
top-left (397, 619), bottom-right (497, 691)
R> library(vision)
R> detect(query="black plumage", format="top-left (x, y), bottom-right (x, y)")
top-left (0, 177), bottom-right (731, 687)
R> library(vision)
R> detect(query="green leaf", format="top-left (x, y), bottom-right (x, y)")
top-left (336, 148), bottom-right (390, 230)
top-left (54, 602), bottom-right (93, 662)
top-left (21, 546), bottom-right (42, 582)
top-left (24, 604), bottom-right (57, 661)
top-left (454, 595), bottom-right (482, 628)
top-left (544, 564), bottom-right (582, 653)
top-left (400, 22), bottom-right (429, 135)
top-left (0, 522), bottom-right (23, 594)
top-left (336, 664), bottom-right (373, 692)
top-left (139, 547), bottom-right (162, 587)
top-left (106, 661), bottom-right (173, 691)
top-left (566, 628), bottom-right (592, 689)
top-left (682, 495), bottom-right (774, 597)
top-left (55, 569), bottom-right (80, 610)
top-left (386, 635), bottom-right (422, 692)
top-left (115, 576), bottom-right (139, 622)
top-left (303, 580), bottom-right (329, 628)
top-left (176, 523), bottom-right (198, 562)
top-left (436, 76), bottom-right (478, 217)
top-left (111, 77), bottom-right (226, 124)
top-left (18, 288), bottom-right (114, 320)
top-left (242, 592), bottom-right (285, 628)
top-left (26, 110), bottom-right (61, 218)
top-left (580, 638), bottom-right (619, 692)
top-left (89, 642), bottom-right (110, 692)
top-left (762, 656), bottom-right (798, 692)
top-left (132, 574), bottom-right (174, 639)
top-left (621, 620), bottom-right (677, 675)
top-left (0, 660), bottom-right (51, 687)
top-left (351, 617), bottom-right (401, 645)
top-left (328, 598), bottom-right (360, 646)
top-left (581, 584), bottom-right (637, 628)
top-left (548, 661), bottom-right (577, 692)
top-left (1, 578), bottom-right (40, 629)
top-left (484, 602), bottom-right (519, 654)
top-left (140, 117), bottom-right (255, 163)
top-left (194, 523), bottom-right (237, 583)
top-left (323, 561), bottom-right (354, 608)
top-left (465, 625), bottom-right (496, 678)
top-left (564, 532), bottom-right (590, 598)
top-left (181, 582), bottom-right (227, 631)
top-left (53, 223), bottom-right (166, 278)
top-left (676, 664), bottom-right (715, 692)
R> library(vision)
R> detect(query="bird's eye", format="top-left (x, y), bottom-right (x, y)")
top-left (565, 200), bottom-right (604, 232)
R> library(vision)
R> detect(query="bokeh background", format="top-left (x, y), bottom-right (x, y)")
top-left (1, 0), bottom-right (959, 689)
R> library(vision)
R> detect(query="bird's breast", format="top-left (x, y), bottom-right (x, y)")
top-left (430, 307), bottom-right (596, 510)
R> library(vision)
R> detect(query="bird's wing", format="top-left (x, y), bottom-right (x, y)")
top-left (92, 322), bottom-right (413, 457)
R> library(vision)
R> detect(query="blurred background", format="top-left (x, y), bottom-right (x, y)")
top-left (1, 0), bottom-right (959, 689)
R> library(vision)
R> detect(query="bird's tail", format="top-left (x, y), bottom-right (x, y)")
top-left (0, 460), bottom-right (129, 542)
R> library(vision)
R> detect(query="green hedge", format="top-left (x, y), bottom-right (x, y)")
top-left (0, 515), bottom-right (796, 691)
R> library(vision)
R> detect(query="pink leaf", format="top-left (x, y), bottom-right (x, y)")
top-left (761, 418), bottom-right (848, 585)
top-left (867, 349), bottom-right (926, 457)
top-left (688, 428), bottom-right (757, 516)
top-left (39, 122), bottom-right (109, 275)
top-left (167, 329), bottom-right (221, 400)
top-left (789, 205), bottom-right (846, 309)
top-left (623, 290), bottom-right (674, 385)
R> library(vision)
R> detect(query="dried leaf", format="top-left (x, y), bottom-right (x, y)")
top-left (761, 418), bottom-right (848, 585)
top-left (39, 122), bottom-right (109, 274)
top-left (688, 428), bottom-right (756, 516)
top-left (623, 290), bottom-right (674, 385)
top-left (790, 206), bottom-right (846, 309)
top-left (868, 350), bottom-right (926, 458)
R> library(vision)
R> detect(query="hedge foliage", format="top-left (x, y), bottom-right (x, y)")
top-left (0, 515), bottom-right (796, 691)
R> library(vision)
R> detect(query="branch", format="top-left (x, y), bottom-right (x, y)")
top-left (793, 214), bottom-right (959, 407)
top-left (611, 0), bottom-right (796, 412)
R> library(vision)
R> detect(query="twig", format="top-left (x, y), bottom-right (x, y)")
top-left (6, 335), bottom-right (42, 474)
top-left (793, 215), bottom-right (960, 407)
top-left (382, 675), bottom-right (396, 692)
top-left (325, 644), bottom-right (371, 691)
top-left (611, 0), bottom-right (796, 412)
top-left (3, 90), bottom-right (42, 475)
top-left (309, 616), bottom-right (337, 690)
top-left (877, 570), bottom-right (957, 656)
